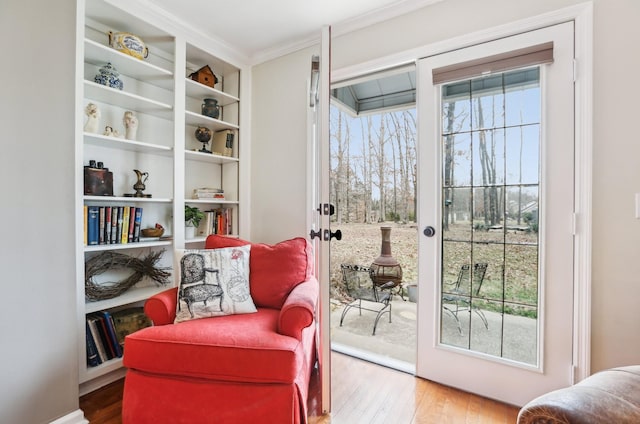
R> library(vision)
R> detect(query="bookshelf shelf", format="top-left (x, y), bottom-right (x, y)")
top-left (84, 195), bottom-right (173, 203)
top-left (81, 356), bottom-right (123, 384)
top-left (185, 150), bottom-right (238, 164)
top-left (185, 110), bottom-right (239, 132)
top-left (84, 133), bottom-right (173, 155)
top-left (84, 285), bottom-right (171, 314)
top-left (185, 199), bottom-right (239, 205)
top-left (84, 239), bottom-right (172, 252)
top-left (84, 80), bottom-right (173, 119)
top-left (185, 78), bottom-right (238, 106)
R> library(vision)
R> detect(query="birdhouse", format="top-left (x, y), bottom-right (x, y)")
top-left (189, 65), bottom-right (218, 88)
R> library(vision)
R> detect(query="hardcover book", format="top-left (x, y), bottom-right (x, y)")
top-left (127, 207), bottom-right (136, 243)
top-left (212, 129), bottom-right (234, 157)
top-left (87, 206), bottom-right (100, 245)
top-left (132, 207), bottom-right (143, 242)
top-left (121, 207), bottom-right (130, 244)
top-left (112, 308), bottom-right (152, 348)
top-left (87, 315), bottom-right (109, 363)
top-left (85, 321), bottom-right (101, 367)
top-left (110, 207), bottom-right (118, 244)
top-left (99, 310), bottom-right (123, 358)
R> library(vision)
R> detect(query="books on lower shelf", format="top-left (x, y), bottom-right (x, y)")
top-left (84, 205), bottom-right (143, 246)
top-left (196, 207), bottom-right (233, 237)
top-left (85, 307), bottom-right (152, 367)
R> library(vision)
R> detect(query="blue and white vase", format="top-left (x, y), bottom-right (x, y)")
top-left (94, 62), bottom-right (123, 90)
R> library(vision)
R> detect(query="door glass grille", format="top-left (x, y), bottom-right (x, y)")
top-left (440, 67), bottom-right (540, 366)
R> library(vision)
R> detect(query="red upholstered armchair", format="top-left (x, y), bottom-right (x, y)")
top-left (122, 235), bottom-right (318, 424)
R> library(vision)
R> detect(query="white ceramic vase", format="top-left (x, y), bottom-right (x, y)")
top-left (123, 111), bottom-right (139, 140)
top-left (84, 103), bottom-right (100, 133)
top-left (185, 225), bottom-right (196, 240)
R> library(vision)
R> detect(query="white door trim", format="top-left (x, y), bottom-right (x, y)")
top-left (331, 2), bottom-right (593, 382)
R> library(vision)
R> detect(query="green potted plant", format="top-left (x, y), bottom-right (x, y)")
top-left (185, 205), bottom-right (204, 239)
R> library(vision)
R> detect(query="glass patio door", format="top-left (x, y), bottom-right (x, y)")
top-left (416, 22), bottom-right (575, 406)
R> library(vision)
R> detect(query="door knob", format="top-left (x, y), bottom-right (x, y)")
top-left (309, 229), bottom-right (322, 240)
top-left (323, 229), bottom-right (342, 241)
top-left (423, 226), bottom-right (436, 237)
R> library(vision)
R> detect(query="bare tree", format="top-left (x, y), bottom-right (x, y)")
top-left (330, 106), bottom-right (417, 224)
top-left (371, 116), bottom-right (388, 221)
top-left (443, 102), bottom-right (456, 231)
top-left (475, 96), bottom-right (501, 226)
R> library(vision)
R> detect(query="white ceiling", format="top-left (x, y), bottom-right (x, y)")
top-left (143, 0), bottom-right (443, 64)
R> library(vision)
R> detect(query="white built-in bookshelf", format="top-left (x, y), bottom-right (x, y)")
top-left (76, 0), bottom-right (245, 395)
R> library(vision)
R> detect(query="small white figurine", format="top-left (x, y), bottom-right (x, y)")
top-left (84, 103), bottom-right (100, 133)
top-left (123, 111), bottom-right (139, 140)
top-left (103, 126), bottom-right (121, 137)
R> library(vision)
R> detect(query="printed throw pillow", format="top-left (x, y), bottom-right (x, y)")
top-left (174, 245), bottom-right (256, 323)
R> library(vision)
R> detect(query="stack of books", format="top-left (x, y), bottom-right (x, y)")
top-left (192, 187), bottom-right (225, 200)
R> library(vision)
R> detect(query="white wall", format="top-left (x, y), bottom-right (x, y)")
top-left (250, 46), bottom-right (318, 244)
top-left (251, 0), bottom-right (640, 374)
top-left (589, 0), bottom-right (640, 372)
top-left (0, 0), bottom-right (80, 423)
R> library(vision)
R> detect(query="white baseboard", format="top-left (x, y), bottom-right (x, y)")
top-left (50, 410), bottom-right (88, 424)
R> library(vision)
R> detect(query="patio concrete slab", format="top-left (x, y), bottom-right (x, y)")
top-left (330, 298), bottom-right (537, 366)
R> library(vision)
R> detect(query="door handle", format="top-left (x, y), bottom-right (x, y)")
top-left (323, 229), bottom-right (342, 241)
top-left (423, 226), bottom-right (436, 237)
top-left (309, 229), bottom-right (322, 240)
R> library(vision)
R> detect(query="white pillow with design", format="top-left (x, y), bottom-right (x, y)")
top-left (174, 245), bottom-right (255, 323)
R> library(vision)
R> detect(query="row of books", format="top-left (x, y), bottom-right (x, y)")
top-left (84, 205), bottom-right (143, 246)
top-left (85, 308), bottom-right (152, 367)
top-left (197, 207), bottom-right (233, 236)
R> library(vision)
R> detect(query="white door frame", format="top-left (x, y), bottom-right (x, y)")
top-left (307, 26), bottom-right (332, 414)
top-left (331, 2), bottom-right (593, 382)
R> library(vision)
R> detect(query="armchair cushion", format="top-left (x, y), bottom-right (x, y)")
top-left (125, 309), bottom-right (305, 384)
top-left (174, 246), bottom-right (255, 323)
top-left (205, 235), bottom-right (313, 309)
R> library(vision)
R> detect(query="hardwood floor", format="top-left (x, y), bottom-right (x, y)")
top-left (81, 352), bottom-right (519, 423)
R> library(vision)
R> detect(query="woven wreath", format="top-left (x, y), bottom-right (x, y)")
top-left (85, 250), bottom-right (171, 301)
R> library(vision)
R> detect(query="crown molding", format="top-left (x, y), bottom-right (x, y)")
top-left (249, 0), bottom-right (445, 65)
top-left (106, 0), bottom-right (252, 67)
top-left (107, 0), bottom-right (444, 66)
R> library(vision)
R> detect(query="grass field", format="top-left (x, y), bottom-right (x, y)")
top-left (329, 222), bottom-right (539, 317)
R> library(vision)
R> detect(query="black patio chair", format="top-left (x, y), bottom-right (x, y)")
top-left (339, 264), bottom-right (395, 335)
top-left (442, 263), bottom-right (489, 333)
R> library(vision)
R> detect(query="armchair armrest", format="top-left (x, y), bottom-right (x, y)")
top-left (278, 277), bottom-right (319, 340)
top-left (144, 287), bottom-right (178, 326)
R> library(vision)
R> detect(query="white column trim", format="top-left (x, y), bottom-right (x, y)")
top-left (572, 1), bottom-right (594, 383)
